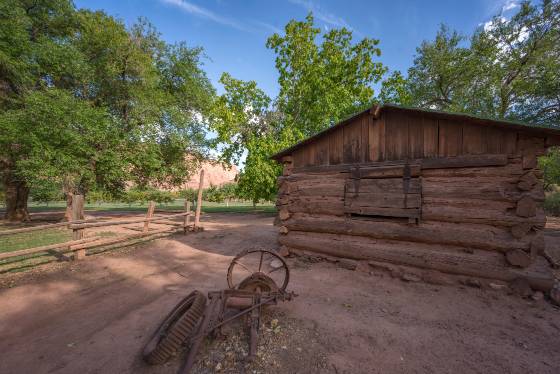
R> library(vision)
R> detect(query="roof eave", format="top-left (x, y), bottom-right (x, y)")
top-left (270, 104), bottom-right (560, 161)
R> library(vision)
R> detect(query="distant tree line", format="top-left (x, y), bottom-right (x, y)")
top-left (16, 181), bottom-right (259, 208)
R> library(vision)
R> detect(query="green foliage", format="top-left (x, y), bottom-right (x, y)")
top-left (0, 1), bottom-right (215, 219)
top-left (86, 190), bottom-right (114, 205)
top-left (379, 71), bottom-right (414, 105)
top-left (147, 190), bottom-right (175, 204)
top-left (211, 13), bottom-right (386, 204)
top-left (178, 188), bottom-right (198, 202)
top-left (540, 148), bottom-right (560, 190)
top-left (380, 1), bottom-right (560, 126)
top-left (204, 185), bottom-right (225, 203)
top-left (203, 183), bottom-right (240, 204)
top-left (267, 13), bottom-right (386, 137)
top-left (220, 183), bottom-right (238, 201)
top-left (235, 136), bottom-right (282, 204)
top-left (211, 73), bottom-right (272, 164)
top-left (29, 181), bottom-right (64, 204)
top-left (121, 188), bottom-right (175, 206)
top-left (544, 192), bottom-right (560, 216)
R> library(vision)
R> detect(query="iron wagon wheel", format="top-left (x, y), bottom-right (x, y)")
top-left (142, 290), bottom-right (207, 365)
top-left (227, 249), bottom-right (290, 292)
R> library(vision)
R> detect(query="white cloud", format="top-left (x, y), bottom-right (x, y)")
top-left (483, 16), bottom-right (507, 32)
top-left (502, 1), bottom-right (519, 12)
top-left (288, 0), bottom-right (362, 36)
top-left (160, 0), bottom-right (249, 31)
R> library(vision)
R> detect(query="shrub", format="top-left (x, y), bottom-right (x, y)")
top-left (540, 148), bottom-right (560, 190)
top-left (544, 192), bottom-right (560, 217)
top-left (178, 188), bottom-right (198, 202)
top-left (121, 188), bottom-right (176, 206)
top-left (30, 182), bottom-right (64, 205)
top-left (204, 185), bottom-right (225, 203)
top-left (146, 189), bottom-right (175, 204)
top-left (86, 190), bottom-right (113, 205)
top-left (122, 189), bottom-right (148, 206)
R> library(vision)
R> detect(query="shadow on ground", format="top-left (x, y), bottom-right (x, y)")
top-left (0, 212), bottom-right (559, 374)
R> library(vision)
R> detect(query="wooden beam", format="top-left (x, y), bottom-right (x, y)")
top-left (352, 164), bottom-right (421, 179)
top-left (143, 201), bottom-right (156, 232)
top-left (279, 231), bottom-right (554, 291)
top-left (71, 195), bottom-right (86, 260)
top-left (194, 169), bottom-right (204, 230)
top-left (69, 227), bottom-right (179, 251)
top-left (0, 218), bottom-right (104, 237)
top-left (421, 154), bottom-right (508, 170)
top-left (184, 200), bottom-right (191, 234)
top-left (284, 213), bottom-right (532, 253)
top-left (68, 211), bottom-right (192, 229)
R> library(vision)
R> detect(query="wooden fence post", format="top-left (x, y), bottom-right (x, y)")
top-left (184, 200), bottom-right (191, 234)
top-left (71, 194), bottom-right (86, 260)
top-left (194, 170), bottom-right (204, 230)
top-left (143, 201), bottom-right (156, 232)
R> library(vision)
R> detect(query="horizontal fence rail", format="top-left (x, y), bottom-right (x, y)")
top-left (0, 171), bottom-right (205, 266)
top-left (0, 218), bottom-right (106, 237)
top-left (67, 211), bottom-right (192, 230)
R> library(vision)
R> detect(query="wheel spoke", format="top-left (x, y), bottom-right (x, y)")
top-left (267, 266), bottom-right (285, 275)
top-left (234, 260), bottom-right (253, 274)
top-left (258, 251), bottom-right (264, 272)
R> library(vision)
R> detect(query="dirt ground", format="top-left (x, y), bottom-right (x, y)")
top-left (1, 212), bottom-right (560, 374)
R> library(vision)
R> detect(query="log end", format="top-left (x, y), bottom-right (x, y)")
top-left (516, 196), bottom-right (537, 218)
top-left (511, 223), bottom-right (532, 239)
top-left (506, 249), bottom-right (532, 268)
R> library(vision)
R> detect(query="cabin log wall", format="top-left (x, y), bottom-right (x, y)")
top-left (277, 111), bottom-right (557, 290)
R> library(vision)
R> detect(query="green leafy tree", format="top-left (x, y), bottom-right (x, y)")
top-left (381, 1), bottom-right (560, 124)
top-left (30, 181), bottom-right (64, 206)
top-left (0, 1), bottom-right (215, 221)
top-left (378, 71), bottom-right (414, 105)
top-left (401, 25), bottom-right (473, 111)
top-left (204, 185), bottom-right (225, 203)
top-left (377, 1), bottom-right (560, 197)
top-left (0, 0), bottom-right (84, 221)
top-left (210, 73), bottom-right (284, 204)
top-left (268, 13), bottom-right (386, 137)
top-left (212, 13), bottom-right (386, 205)
top-left (178, 188), bottom-right (198, 203)
top-left (219, 182), bottom-right (237, 206)
top-left (540, 148), bottom-right (560, 190)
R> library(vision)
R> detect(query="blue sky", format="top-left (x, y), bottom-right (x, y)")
top-left (74, 0), bottom-right (523, 98)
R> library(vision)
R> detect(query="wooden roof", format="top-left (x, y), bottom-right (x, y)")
top-left (271, 104), bottom-right (560, 160)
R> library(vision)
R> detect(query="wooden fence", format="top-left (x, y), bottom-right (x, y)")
top-left (0, 171), bottom-right (205, 264)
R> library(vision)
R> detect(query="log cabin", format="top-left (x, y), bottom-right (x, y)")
top-left (272, 104), bottom-right (560, 292)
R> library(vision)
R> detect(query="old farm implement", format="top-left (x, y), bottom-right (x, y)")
top-left (142, 249), bottom-right (296, 373)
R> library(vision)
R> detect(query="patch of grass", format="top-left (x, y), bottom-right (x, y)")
top-left (202, 204), bottom-right (276, 214)
top-left (22, 199), bottom-right (277, 214)
top-left (0, 228), bottom-right (72, 253)
top-left (544, 192), bottom-right (560, 217)
top-left (0, 227), bottom-right (72, 272)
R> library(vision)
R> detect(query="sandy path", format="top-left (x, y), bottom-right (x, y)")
top-left (0, 213), bottom-right (559, 374)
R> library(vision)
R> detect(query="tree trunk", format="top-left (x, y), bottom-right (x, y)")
top-left (3, 171), bottom-right (30, 222)
top-left (64, 192), bottom-right (73, 222)
top-left (62, 177), bottom-right (77, 222)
